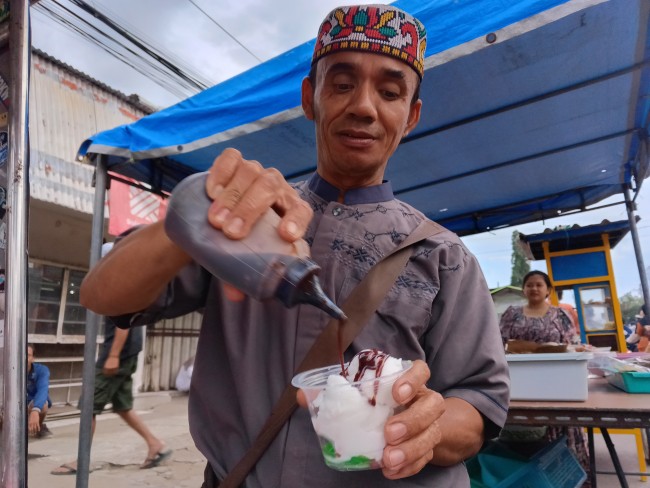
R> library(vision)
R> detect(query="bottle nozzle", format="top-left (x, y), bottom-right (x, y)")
top-left (276, 259), bottom-right (347, 320)
top-left (307, 276), bottom-right (347, 320)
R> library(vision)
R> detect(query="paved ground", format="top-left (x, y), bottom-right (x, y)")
top-left (28, 393), bottom-right (205, 488)
top-left (25, 392), bottom-right (650, 487)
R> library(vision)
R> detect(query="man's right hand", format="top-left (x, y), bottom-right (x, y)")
top-left (205, 148), bottom-right (313, 242)
top-left (203, 149), bottom-right (314, 301)
top-left (28, 410), bottom-right (40, 435)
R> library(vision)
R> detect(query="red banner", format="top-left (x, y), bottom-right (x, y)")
top-left (108, 176), bottom-right (168, 236)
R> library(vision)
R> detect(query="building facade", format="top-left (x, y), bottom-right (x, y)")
top-left (10, 49), bottom-right (199, 405)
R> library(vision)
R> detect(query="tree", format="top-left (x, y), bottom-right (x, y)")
top-left (510, 230), bottom-right (530, 287)
top-left (619, 291), bottom-right (644, 324)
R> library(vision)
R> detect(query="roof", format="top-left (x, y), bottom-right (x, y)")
top-left (33, 48), bottom-right (157, 115)
top-left (518, 219), bottom-right (635, 259)
top-left (490, 285), bottom-right (525, 296)
top-left (77, 0), bottom-right (650, 237)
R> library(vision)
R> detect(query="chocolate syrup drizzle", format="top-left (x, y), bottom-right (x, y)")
top-left (337, 323), bottom-right (389, 407)
top-left (349, 349), bottom-right (388, 382)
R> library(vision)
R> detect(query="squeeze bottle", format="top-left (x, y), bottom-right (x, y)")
top-left (164, 172), bottom-right (346, 320)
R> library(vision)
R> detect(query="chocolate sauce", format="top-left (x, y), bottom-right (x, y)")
top-left (337, 319), bottom-right (347, 376)
top-left (342, 348), bottom-right (389, 406)
top-left (351, 349), bottom-right (388, 382)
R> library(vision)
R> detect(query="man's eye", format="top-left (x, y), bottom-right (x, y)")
top-left (335, 83), bottom-right (353, 91)
top-left (382, 90), bottom-right (400, 100)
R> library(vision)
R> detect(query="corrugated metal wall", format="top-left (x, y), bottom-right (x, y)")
top-left (25, 51), bottom-right (201, 393)
top-left (142, 312), bottom-right (202, 392)
top-left (28, 51), bottom-right (149, 215)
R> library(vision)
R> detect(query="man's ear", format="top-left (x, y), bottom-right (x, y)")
top-left (301, 77), bottom-right (315, 120)
top-left (404, 98), bottom-right (422, 137)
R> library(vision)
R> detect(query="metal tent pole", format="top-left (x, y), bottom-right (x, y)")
top-left (624, 185), bottom-right (650, 310)
top-left (75, 155), bottom-right (106, 488)
top-left (2, 1), bottom-right (30, 486)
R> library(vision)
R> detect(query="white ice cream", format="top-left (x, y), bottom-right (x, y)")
top-left (309, 349), bottom-right (406, 468)
top-left (345, 351), bottom-right (403, 407)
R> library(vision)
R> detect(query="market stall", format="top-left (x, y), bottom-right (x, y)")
top-left (66, 0), bottom-right (650, 485)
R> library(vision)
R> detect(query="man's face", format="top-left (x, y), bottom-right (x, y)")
top-left (302, 52), bottom-right (422, 189)
top-left (27, 346), bottom-right (34, 371)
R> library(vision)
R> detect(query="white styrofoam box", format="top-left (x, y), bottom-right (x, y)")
top-left (506, 352), bottom-right (593, 401)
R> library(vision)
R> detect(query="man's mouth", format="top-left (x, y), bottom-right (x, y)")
top-left (339, 130), bottom-right (376, 145)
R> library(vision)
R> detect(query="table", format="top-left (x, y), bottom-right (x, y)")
top-left (507, 378), bottom-right (650, 488)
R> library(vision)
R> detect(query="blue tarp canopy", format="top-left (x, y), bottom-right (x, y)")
top-left (79, 0), bottom-right (650, 236)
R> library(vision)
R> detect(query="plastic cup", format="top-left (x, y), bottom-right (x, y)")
top-left (291, 360), bottom-right (412, 471)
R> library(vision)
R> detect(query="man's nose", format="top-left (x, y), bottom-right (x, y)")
top-left (347, 84), bottom-right (377, 119)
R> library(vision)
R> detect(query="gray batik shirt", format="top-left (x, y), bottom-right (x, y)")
top-left (117, 173), bottom-right (510, 488)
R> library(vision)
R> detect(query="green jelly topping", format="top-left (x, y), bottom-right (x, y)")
top-left (344, 455), bottom-right (372, 466)
top-left (322, 441), bottom-right (337, 458)
top-left (321, 439), bottom-right (375, 468)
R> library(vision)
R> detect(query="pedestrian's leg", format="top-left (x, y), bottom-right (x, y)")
top-left (50, 416), bottom-right (96, 474)
top-left (116, 409), bottom-right (165, 461)
top-left (112, 358), bottom-right (170, 467)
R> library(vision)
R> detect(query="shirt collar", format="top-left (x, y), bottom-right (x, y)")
top-left (307, 172), bottom-right (394, 205)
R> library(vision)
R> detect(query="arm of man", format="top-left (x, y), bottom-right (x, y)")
top-left (80, 222), bottom-right (192, 316)
top-left (103, 327), bottom-right (130, 376)
top-left (81, 149), bottom-right (312, 317)
top-left (381, 234), bottom-right (509, 479)
top-left (32, 364), bottom-right (50, 411)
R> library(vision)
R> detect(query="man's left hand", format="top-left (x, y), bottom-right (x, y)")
top-left (381, 359), bottom-right (444, 479)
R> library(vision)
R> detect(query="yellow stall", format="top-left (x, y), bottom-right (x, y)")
top-left (518, 220), bottom-right (635, 351)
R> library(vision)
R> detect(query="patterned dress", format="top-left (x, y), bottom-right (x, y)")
top-left (500, 305), bottom-right (591, 487)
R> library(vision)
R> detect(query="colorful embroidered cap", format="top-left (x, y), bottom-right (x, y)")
top-left (312, 4), bottom-right (427, 79)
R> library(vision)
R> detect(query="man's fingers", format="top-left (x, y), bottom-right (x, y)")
top-left (382, 409), bottom-right (441, 479)
top-left (296, 389), bottom-right (308, 408)
top-left (392, 359), bottom-right (430, 405)
top-left (276, 195), bottom-right (313, 242)
top-left (223, 284), bottom-right (246, 302)
top-left (382, 440), bottom-right (436, 480)
top-left (208, 159), bottom-right (265, 236)
top-left (381, 359), bottom-right (439, 477)
top-left (103, 367), bottom-right (118, 377)
top-left (205, 151), bottom-right (312, 241)
top-left (205, 148), bottom-right (243, 199)
top-left (385, 389), bottom-right (444, 446)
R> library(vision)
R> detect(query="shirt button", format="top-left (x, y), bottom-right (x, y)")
top-left (332, 207), bottom-right (342, 216)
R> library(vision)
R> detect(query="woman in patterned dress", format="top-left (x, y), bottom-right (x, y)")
top-left (499, 270), bottom-right (591, 487)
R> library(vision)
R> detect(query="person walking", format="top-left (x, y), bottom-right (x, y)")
top-left (51, 244), bottom-right (171, 475)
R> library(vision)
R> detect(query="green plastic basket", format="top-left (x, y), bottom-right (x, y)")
top-left (607, 371), bottom-right (650, 393)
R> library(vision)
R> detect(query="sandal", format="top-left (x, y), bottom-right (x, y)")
top-left (140, 449), bottom-right (172, 469)
top-left (50, 463), bottom-right (77, 475)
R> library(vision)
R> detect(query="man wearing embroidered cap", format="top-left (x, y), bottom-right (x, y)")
top-left (80, 4), bottom-right (509, 487)
top-left (312, 5), bottom-right (427, 79)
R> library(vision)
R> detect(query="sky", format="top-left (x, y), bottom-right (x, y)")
top-left (28, 0), bottom-right (650, 298)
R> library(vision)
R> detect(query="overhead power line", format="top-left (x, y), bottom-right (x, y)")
top-left (186, 0), bottom-right (262, 63)
top-left (66, 0), bottom-right (210, 92)
top-left (33, 0), bottom-right (265, 103)
top-left (34, 1), bottom-right (194, 99)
